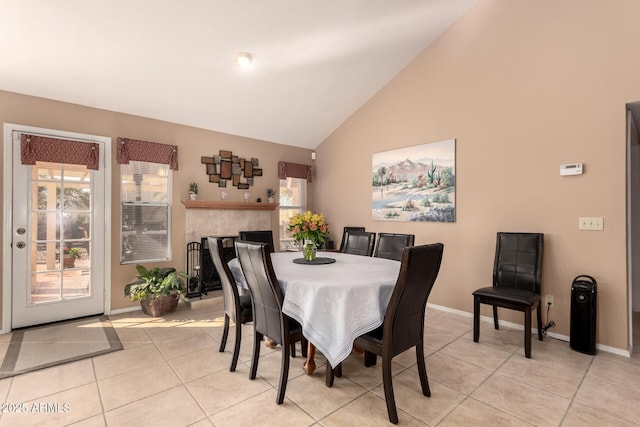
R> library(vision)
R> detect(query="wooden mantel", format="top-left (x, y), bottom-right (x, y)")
top-left (182, 200), bottom-right (279, 211)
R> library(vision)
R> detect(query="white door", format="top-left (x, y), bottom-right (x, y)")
top-left (11, 130), bottom-right (107, 328)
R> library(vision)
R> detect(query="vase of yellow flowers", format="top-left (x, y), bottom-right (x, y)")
top-left (288, 211), bottom-right (329, 262)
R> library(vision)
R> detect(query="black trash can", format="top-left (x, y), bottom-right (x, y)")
top-left (570, 275), bottom-right (597, 355)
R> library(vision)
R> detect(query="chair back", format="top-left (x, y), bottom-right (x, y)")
top-left (239, 230), bottom-right (275, 252)
top-left (384, 243), bottom-right (444, 357)
top-left (493, 232), bottom-right (543, 294)
top-left (374, 233), bottom-right (415, 261)
top-left (342, 231), bottom-right (376, 256)
top-left (235, 241), bottom-right (286, 344)
top-left (339, 226), bottom-right (366, 252)
top-left (208, 237), bottom-right (242, 321)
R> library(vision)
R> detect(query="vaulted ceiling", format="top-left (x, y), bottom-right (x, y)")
top-left (0, 0), bottom-right (477, 149)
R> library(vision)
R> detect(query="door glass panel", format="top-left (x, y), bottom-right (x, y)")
top-left (31, 162), bottom-right (92, 305)
top-left (31, 272), bottom-right (61, 304)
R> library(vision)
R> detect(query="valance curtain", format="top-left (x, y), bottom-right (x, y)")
top-left (278, 161), bottom-right (312, 183)
top-left (20, 134), bottom-right (100, 170)
top-left (117, 137), bottom-right (179, 170)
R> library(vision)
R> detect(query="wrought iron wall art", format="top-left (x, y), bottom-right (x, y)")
top-left (201, 150), bottom-right (261, 189)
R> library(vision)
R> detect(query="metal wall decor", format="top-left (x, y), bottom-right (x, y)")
top-left (201, 150), bottom-right (261, 189)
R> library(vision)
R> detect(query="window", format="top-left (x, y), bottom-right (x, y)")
top-left (279, 177), bottom-right (307, 250)
top-left (120, 161), bottom-right (171, 263)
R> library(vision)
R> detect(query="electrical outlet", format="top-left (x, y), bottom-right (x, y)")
top-left (545, 295), bottom-right (554, 307)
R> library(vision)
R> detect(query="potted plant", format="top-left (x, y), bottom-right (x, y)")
top-left (267, 188), bottom-right (277, 203)
top-left (189, 182), bottom-right (198, 200)
top-left (124, 264), bottom-right (187, 317)
top-left (62, 247), bottom-right (81, 268)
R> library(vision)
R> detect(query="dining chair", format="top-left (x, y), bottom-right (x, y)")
top-left (473, 232), bottom-right (544, 358)
top-left (338, 226), bottom-right (365, 252)
top-left (341, 230), bottom-right (376, 256)
top-left (239, 230), bottom-right (275, 252)
top-left (326, 243), bottom-right (444, 424)
top-left (207, 237), bottom-right (253, 372)
top-left (373, 233), bottom-right (415, 261)
top-left (235, 240), bottom-right (308, 404)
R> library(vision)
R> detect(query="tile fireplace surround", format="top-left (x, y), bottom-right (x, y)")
top-left (182, 200), bottom-right (278, 243)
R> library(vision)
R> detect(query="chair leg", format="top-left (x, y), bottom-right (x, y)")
top-left (219, 313), bottom-right (230, 352)
top-left (524, 308), bottom-right (532, 358)
top-left (276, 343), bottom-right (290, 404)
top-left (301, 337), bottom-right (308, 358)
top-left (290, 341), bottom-right (296, 358)
top-left (382, 355), bottom-right (399, 424)
top-left (537, 303), bottom-right (544, 341)
top-left (249, 331), bottom-right (262, 379)
top-left (364, 350), bottom-right (377, 367)
top-left (473, 297), bottom-right (480, 343)
top-left (493, 305), bottom-right (500, 330)
top-left (230, 321), bottom-right (241, 372)
top-left (416, 342), bottom-right (431, 397)
top-left (326, 363), bottom-right (335, 387)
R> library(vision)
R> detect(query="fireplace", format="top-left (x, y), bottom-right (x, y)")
top-left (199, 236), bottom-right (237, 293)
top-left (182, 199), bottom-right (278, 296)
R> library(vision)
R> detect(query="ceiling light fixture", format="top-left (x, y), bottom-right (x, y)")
top-left (234, 51), bottom-right (253, 68)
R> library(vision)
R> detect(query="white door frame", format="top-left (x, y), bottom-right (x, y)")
top-left (2, 123), bottom-right (112, 333)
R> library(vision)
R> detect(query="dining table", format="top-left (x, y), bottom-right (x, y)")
top-left (269, 251), bottom-right (401, 374)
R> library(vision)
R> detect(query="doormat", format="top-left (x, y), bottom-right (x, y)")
top-left (0, 315), bottom-right (122, 379)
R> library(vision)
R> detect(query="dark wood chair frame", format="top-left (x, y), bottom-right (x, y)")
top-left (338, 226), bottom-right (366, 252)
top-left (327, 243), bottom-right (444, 424)
top-left (341, 230), bottom-right (376, 257)
top-left (239, 230), bottom-right (275, 252)
top-left (235, 240), bottom-right (308, 404)
top-left (207, 237), bottom-right (253, 372)
top-left (373, 233), bottom-right (416, 261)
top-left (473, 232), bottom-right (544, 358)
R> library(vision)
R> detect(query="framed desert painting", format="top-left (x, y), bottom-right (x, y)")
top-left (372, 138), bottom-right (455, 222)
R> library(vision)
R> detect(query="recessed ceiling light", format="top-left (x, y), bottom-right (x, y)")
top-left (234, 51), bottom-right (253, 68)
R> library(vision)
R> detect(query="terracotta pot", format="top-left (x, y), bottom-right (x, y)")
top-left (63, 254), bottom-right (76, 268)
top-left (140, 294), bottom-right (179, 317)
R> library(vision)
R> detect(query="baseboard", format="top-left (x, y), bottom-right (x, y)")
top-left (108, 305), bottom-right (141, 315)
top-left (426, 302), bottom-right (631, 358)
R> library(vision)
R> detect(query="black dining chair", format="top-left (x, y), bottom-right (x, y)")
top-left (338, 226), bottom-right (366, 252)
top-left (341, 230), bottom-right (376, 256)
top-left (326, 243), bottom-right (444, 424)
top-left (207, 237), bottom-right (253, 372)
top-left (374, 233), bottom-right (415, 261)
top-left (239, 230), bottom-right (275, 252)
top-left (472, 232), bottom-right (544, 358)
top-left (234, 240), bottom-right (308, 404)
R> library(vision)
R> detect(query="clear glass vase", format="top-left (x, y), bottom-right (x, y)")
top-left (303, 240), bottom-right (317, 261)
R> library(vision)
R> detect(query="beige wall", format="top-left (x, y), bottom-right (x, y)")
top-left (315, 0), bottom-right (640, 351)
top-left (0, 90), bottom-right (312, 316)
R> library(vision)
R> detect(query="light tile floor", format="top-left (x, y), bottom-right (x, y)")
top-left (0, 302), bottom-right (638, 426)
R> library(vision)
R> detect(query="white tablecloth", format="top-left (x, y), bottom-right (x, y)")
top-left (270, 251), bottom-right (401, 368)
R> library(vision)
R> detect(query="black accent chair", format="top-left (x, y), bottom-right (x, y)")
top-left (239, 230), bottom-right (275, 252)
top-left (338, 226), bottom-right (366, 252)
top-left (472, 232), bottom-right (544, 359)
top-left (235, 240), bottom-right (308, 404)
top-left (207, 237), bottom-right (253, 372)
top-left (341, 230), bottom-right (376, 256)
top-left (374, 233), bottom-right (415, 261)
top-left (327, 243), bottom-right (444, 424)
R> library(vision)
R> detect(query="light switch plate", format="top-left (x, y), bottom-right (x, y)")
top-left (578, 217), bottom-right (603, 231)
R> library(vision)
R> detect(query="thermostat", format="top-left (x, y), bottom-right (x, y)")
top-left (560, 163), bottom-right (583, 176)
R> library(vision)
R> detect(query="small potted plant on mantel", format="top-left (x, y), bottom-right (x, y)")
top-left (267, 188), bottom-right (277, 203)
top-left (124, 265), bottom-right (187, 317)
top-left (189, 182), bottom-right (198, 200)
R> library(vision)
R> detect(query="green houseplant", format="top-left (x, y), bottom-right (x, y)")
top-left (124, 264), bottom-right (187, 317)
top-left (189, 182), bottom-right (198, 200)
